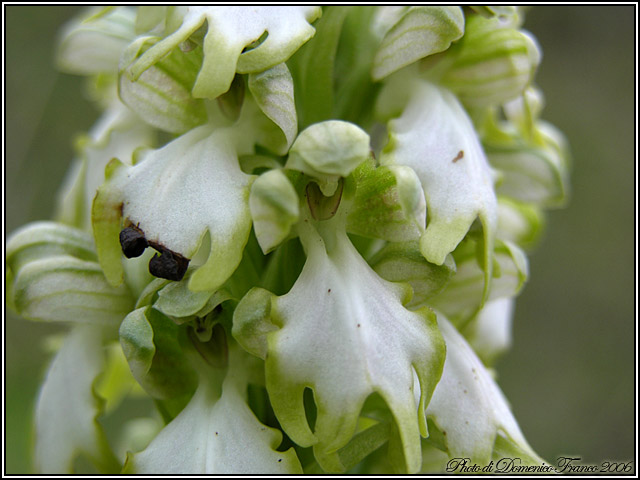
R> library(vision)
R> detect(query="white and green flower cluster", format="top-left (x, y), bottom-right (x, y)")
top-left (7, 6), bottom-right (570, 474)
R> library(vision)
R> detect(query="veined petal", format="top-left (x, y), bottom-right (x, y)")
top-left (234, 219), bottom-right (445, 473)
top-left (426, 316), bottom-right (542, 464)
top-left (483, 120), bottom-right (570, 208)
top-left (437, 14), bottom-right (541, 108)
top-left (119, 36), bottom-right (207, 134)
top-left (7, 222), bottom-right (134, 325)
top-left (92, 124), bottom-right (253, 291)
top-left (372, 6), bottom-right (464, 81)
top-left (381, 79), bottom-right (497, 300)
top-left (34, 325), bottom-right (119, 473)
top-left (123, 346), bottom-right (302, 474)
top-left (11, 255), bottom-right (133, 325)
top-left (126, 6), bottom-right (322, 99)
top-left (7, 221), bottom-right (97, 272)
top-left (248, 63), bottom-right (298, 154)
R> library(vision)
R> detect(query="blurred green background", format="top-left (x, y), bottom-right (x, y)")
top-left (4, 6), bottom-right (635, 473)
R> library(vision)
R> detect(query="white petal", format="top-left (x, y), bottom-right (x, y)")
top-left (35, 325), bottom-right (117, 473)
top-left (426, 316), bottom-right (538, 463)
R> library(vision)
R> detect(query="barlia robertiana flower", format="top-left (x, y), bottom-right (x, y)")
top-left (6, 6), bottom-right (570, 474)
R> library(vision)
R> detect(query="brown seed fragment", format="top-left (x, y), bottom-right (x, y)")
top-left (148, 248), bottom-right (190, 281)
top-left (119, 225), bottom-right (148, 258)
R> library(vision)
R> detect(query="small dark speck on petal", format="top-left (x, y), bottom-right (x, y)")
top-left (357, 324), bottom-right (361, 328)
top-left (278, 459), bottom-right (282, 463)
top-left (328, 289), bottom-right (331, 293)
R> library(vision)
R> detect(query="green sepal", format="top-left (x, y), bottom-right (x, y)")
top-left (369, 241), bottom-right (456, 308)
top-left (372, 6), bottom-right (464, 81)
top-left (153, 279), bottom-right (234, 320)
top-left (286, 120), bottom-right (370, 196)
top-left (232, 287), bottom-right (278, 360)
top-left (119, 306), bottom-right (198, 401)
top-left (347, 159), bottom-right (426, 242)
top-left (437, 14), bottom-right (540, 108)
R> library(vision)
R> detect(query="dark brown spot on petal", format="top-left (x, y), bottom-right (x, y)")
top-left (452, 150), bottom-right (464, 163)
